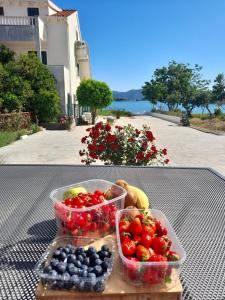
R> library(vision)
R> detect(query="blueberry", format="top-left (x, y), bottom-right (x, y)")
top-left (78, 280), bottom-right (85, 291)
top-left (50, 259), bottom-right (59, 269)
top-left (81, 252), bottom-right (87, 258)
top-left (56, 262), bottom-right (67, 274)
top-left (58, 251), bottom-right (67, 261)
top-left (66, 243), bottom-right (73, 250)
top-left (74, 260), bottom-right (82, 268)
top-left (87, 246), bottom-right (96, 256)
top-left (67, 254), bottom-right (76, 264)
top-left (56, 274), bottom-right (64, 288)
top-left (81, 264), bottom-right (88, 270)
top-left (77, 255), bottom-right (84, 263)
top-left (93, 280), bottom-right (105, 292)
top-left (76, 247), bottom-right (85, 255)
top-left (43, 265), bottom-right (52, 273)
top-left (101, 245), bottom-right (109, 252)
top-left (78, 268), bottom-right (84, 276)
top-left (93, 265), bottom-right (103, 277)
top-left (88, 267), bottom-right (94, 273)
top-left (101, 261), bottom-right (109, 271)
top-left (95, 259), bottom-right (103, 266)
top-left (67, 264), bottom-right (77, 276)
top-left (83, 257), bottom-right (90, 266)
top-left (88, 272), bottom-right (97, 285)
top-left (99, 251), bottom-right (109, 259)
top-left (81, 270), bottom-right (88, 277)
top-left (62, 247), bottom-right (71, 255)
top-left (53, 250), bottom-right (61, 259)
top-left (91, 253), bottom-right (99, 261)
top-left (83, 281), bottom-right (93, 292)
top-left (48, 270), bottom-right (58, 278)
top-left (71, 274), bottom-right (80, 287)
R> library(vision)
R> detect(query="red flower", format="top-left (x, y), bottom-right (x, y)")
top-left (146, 152), bottom-right (152, 160)
top-left (90, 130), bottom-right (100, 139)
top-left (162, 148), bottom-right (167, 155)
top-left (89, 152), bottom-right (98, 159)
top-left (79, 150), bottom-right (85, 156)
top-left (86, 128), bottom-right (91, 132)
top-left (88, 143), bottom-right (97, 152)
top-left (164, 159), bottom-right (170, 164)
top-left (135, 129), bottom-right (141, 135)
top-left (105, 124), bottom-right (111, 131)
top-left (146, 131), bottom-right (154, 142)
top-left (128, 138), bottom-right (134, 143)
top-left (106, 134), bottom-right (116, 143)
top-left (111, 143), bottom-right (119, 150)
top-left (98, 144), bottom-right (106, 152)
top-left (142, 142), bottom-right (148, 150)
top-left (151, 145), bottom-right (157, 153)
top-left (95, 122), bottom-right (103, 130)
top-left (81, 136), bottom-right (87, 144)
top-left (116, 125), bottom-right (123, 131)
top-left (136, 152), bottom-right (145, 161)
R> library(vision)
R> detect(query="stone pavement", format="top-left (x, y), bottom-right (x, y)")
top-left (0, 116), bottom-right (224, 176)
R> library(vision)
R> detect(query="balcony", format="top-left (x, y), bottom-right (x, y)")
top-left (0, 16), bottom-right (46, 42)
top-left (75, 40), bottom-right (90, 61)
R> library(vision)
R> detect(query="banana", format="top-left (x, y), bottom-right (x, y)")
top-left (129, 185), bottom-right (150, 209)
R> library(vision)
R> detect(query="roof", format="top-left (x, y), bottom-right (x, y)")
top-left (52, 9), bottom-right (76, 17)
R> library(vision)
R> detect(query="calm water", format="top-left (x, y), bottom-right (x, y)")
top-left (106, 101), bottom-right (225, 114)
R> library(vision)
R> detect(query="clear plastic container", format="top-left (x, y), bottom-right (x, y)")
top-left (35, 235), bottom-right (115, 292)
top-left (50, 179), bottom-right (127, 237)
top-left (116, 209), bottom-right (186, 288)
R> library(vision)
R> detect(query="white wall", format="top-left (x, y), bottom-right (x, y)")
top-left (1, 41), bottom-right (47, 55)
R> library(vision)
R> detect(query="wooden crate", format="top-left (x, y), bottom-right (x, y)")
top-left (36, 235), bottom-right (182, 300)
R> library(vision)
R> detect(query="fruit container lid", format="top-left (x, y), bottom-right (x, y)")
top-left (35, 235), bottom-right (116, 291)
top-left (50, 179), bottom-right (127, 212)
top-left (116, 208), bottom-right (187, 267)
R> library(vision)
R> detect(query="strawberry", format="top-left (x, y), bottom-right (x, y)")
top-left (149, 254), bottom-right (168, 280)
top-left (126, 257), bottom-right (140, 280)
top-left (129, 217), bottom-right (142, 235)
top-left (133, 235), bottom-right (142, 245)
top-left (122, 239), bottom-right (136, 256)
top-left (119, 218), bottom-right (130, 233)
top-left (142, 224), bottom-right (155, 237)
top-left (167, 251), bottom-right (180, 261)
top-left (136, 245), bottom-right (150, 261)
top-left (155, 220), bottom-right (168, 236)
top-left (120, 232), bottom-right (131, 243)
top-left (151, 236), bottom-right (169, 255)
top-left (141, 233), bottom-right (153, 248)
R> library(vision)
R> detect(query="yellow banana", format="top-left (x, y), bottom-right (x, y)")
top-left (129, 185), bottom-right (149, 209)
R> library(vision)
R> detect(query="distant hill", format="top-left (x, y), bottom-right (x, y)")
top-left (113, 89), bottom-right (144, 101)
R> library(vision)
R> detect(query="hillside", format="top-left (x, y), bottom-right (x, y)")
top-left (113, 89), bottom-right (144, 101)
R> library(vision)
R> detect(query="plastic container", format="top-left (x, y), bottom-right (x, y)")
top-left (116, 209), bottom-right (186, 288)
top-left (50, 179), bottom-right (127, 237)
top-left (35, 235), bottom-right (115, 292)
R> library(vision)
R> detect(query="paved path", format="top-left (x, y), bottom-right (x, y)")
top-left (0, 116), bottom-right (225, 176)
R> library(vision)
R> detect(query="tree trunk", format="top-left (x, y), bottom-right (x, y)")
top-left (205, 104), bottom-right (213, 117)
top-left (91, 107), bottom-right (96, 125)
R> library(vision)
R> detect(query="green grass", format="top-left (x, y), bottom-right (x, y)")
top-left (0, 129), bottom-right (31, 148)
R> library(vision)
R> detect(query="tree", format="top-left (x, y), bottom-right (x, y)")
top-left (77, 79), bottom-right (113, 124)
top-left (7, 53), bottom-right (60, 122)
top-left (0, 44), bottom-right (15, 65)
top-left (142, 61), bottom-right (210, 116)
top-left (212, 73), bottom-right (225, 107)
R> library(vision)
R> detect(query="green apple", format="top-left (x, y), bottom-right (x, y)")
top-left (63, 186), bottom-right (87, 199)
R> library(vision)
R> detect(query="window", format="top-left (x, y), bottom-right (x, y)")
top-left (27, 7), bottom-right (39, 16)
top-left (0, 7), bottom-right (4, 16)
top-left (28, 51), bottom-right (48, 65)
top-left (41, 51), bottom-right (47, 65)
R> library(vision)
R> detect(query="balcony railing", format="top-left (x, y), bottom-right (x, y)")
top-left (0, 16), bottom-right (36, 26)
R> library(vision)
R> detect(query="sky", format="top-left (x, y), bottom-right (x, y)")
top-left (54, 0), bottom-right (225, 92)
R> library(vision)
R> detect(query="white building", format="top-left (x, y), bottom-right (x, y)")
top-left (0, 0), bottom-right (91, 119)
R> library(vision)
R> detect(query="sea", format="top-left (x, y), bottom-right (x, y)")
top-left (106, 101), bottom-right (225, 114)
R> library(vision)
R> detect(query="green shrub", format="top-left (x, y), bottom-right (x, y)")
top-left (214, 107), bottom-right (223, 118)
top-left (30, 123), bottom-right (41, 133)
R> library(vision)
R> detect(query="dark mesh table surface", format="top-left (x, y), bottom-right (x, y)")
top-left (0, 165), bottom-right (225, 300)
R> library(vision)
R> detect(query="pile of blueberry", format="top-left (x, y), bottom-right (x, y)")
top-left (42, 243), bottom-right (112, 292)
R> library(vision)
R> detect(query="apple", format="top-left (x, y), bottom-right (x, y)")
top-left (63, 186), bottom-right (87, 199)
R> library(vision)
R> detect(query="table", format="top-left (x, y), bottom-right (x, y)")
top-left (0, 165), bottom-right (225, 300)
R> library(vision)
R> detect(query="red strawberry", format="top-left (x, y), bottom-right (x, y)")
top-left (167, 251), bottom-right (180, 261)
top-left (155, 220), bottom-right (168, 236)
top-left (136, 245), bottom-right (150, 261)
top-left (119, 218), bottom-right (130, 233)
top-left (129, 217), bottom-right (142, 235)
top-left (126, 257), bottom-right (140, 280)
top-left (141, 233), bottom-right (153, 248)
top-left (133, 235), bottom-right (141, 245)
top-left (151, 236), bottom-right (169, 255)
top-left (122, 239), bottom-right (136, 256)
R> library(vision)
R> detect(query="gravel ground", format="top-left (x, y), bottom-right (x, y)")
top-left (0, 116), bottom-right (224, 176)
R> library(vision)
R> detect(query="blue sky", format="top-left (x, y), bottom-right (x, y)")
top-left (54, 0), bottom-right (225, 91)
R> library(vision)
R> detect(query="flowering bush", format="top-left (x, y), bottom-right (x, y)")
top-left (59, 115), bottom-right (73, 129)
top-left (79, 122), bottom-right (169, 166)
